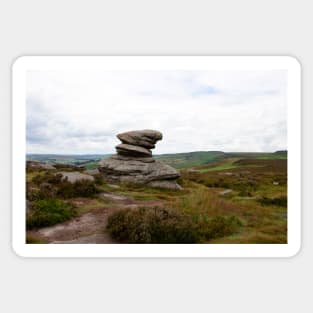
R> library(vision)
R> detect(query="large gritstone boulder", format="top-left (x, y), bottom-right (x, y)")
top-left (117, 129), bottom-right (162, 149)
top-left (98, 130), bottom-right (182, 190)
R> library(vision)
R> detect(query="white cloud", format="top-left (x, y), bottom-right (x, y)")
top-left (26, 70), bottom-right (287, 154)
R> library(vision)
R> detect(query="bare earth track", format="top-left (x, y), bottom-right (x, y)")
top-left (28, 193), bottom-right (165, 244)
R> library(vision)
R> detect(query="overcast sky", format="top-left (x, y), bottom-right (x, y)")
top-left (26, 70), bottom-right (287, 154)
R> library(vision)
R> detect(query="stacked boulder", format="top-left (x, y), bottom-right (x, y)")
top-left (98, 130), bottom-right (182, 190)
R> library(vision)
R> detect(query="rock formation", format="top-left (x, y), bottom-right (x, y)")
top-left (98, 130), bottom-right (182, 190)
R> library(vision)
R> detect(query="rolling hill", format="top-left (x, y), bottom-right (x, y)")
top-left (27, 150), bottom-right (287, 170)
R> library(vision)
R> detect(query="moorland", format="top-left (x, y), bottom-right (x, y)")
top-left (26, 151), bottom-right (287, 244)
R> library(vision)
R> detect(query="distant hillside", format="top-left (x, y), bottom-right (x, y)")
top-left (27, 150), bottom-right (287, 170)
top-left (156, 151), bottom-right (287, 169)
top-left (155, 151), bottom-right (226, 169)
top-left (26, 154), bottom-right (112, 169)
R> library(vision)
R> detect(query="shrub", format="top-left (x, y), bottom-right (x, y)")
top-left (93, 174), bottom-right (104, 185)
top-left (237, 190), bottom-right (252, 197)
top-left (26, 182), bottom-right (40, 201)
top-left (258, 196), bottom-right (287, 207)
top-left (107, 207), bottom-right (199, 243)
top-left (38, 182), bottom-right (58, 199)
top-left (107, 206), bottom-right (243, 243)
top-left (32, 172), bottom-right (63, 185)
top-left (199, 215), bottom-right (243, 239)
top-left (57, 179), bottom-right (98, 198)
top-left (31, 172), bottom-right (98, 199)
top-left (26, 199), bottom-right (77, 229)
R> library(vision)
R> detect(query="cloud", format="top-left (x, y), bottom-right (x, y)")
top-left (26, 70), bottom-right (287, 154)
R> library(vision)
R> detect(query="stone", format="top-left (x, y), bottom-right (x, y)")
top-left (58, 171), bottom-right (95, 183)
top-left (117, 129), bottom-right (162, 149)
top-left (99, 157), bottom-right (181, 189)
top-left (27, 160), bottom-right (56, 170)
top-left (219, 189), bottom-right (233, 196)
top-left (84, 168), bottom-right (100, 175)
top-left (116, 143), bottom-right (152, 157)
top-left (147, 180), bottom-right (183, 190)
top-left (111, 154), bottom-right (155, 163)
top-left (98, 129), bottom-right (181, 190)
top-left (99, 158), bottom-right (179, 182)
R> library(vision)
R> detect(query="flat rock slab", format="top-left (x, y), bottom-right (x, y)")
top-left (98, 192), bottom-right (130, 201)
top-left (147, 180), bottom-right (183, 190)
top-left (58, 171), bottom-right (95, 183)
top-left (219, 189), bottom-right (233, 195)
top-left (27, 161), bottom-right (56, 170)
top-left (84, 168), bottom-right (100, 175)
top-left (99, 156), bottom-right (181, 189)
top-left (117, 129), bottom-right (162, 149)
top-left (111, 154), bottom-right (155, 163)
top-left (116, 143), bottom-right (152, 157)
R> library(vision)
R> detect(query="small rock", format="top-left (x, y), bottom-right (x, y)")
top-left (147, 180), bottom-right (183, 190)
top-left (27, 160), bottom-right (56, 170)
top-left (84, 168), bottom-right (100, 175)
top-left (107, 184), bottom-right (120, 189)
top-left (98, 192), bottom-right (129, 201)
top-left (219, 189), bottom-right (233, 196)
top-left (58, 172), bottom-right (95, 183)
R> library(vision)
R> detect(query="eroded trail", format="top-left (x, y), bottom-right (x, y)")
top-left (29, 193), bottom-right (165, 244)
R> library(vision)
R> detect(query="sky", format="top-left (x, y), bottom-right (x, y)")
top-left (26, 70), bottom-right (287, 154)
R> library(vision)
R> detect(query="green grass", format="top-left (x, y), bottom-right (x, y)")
top-left (155, 151), bottom-right (225, 169)
top-left (83, 161), bottom-right (100, 170)
top-left (197, 163), bottom-right (239, 172)
top-left (71, 197), bottom-right (113, 214)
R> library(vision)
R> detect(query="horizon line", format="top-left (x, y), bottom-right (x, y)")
top-left (26, 149), bottom-right (288, 156)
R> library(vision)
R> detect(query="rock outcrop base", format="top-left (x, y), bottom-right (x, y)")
top-left (98, 130), bottom-right (182, 190)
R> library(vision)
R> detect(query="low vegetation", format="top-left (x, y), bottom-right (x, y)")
top-left (107, 207), bottom-right (198, 243)
top-left (107, 206), bottom-right (243, 243)
top-left (26, 199), bottom-right (77, 229)
top-left (29, 172), bottom-right (98, 199)
top-left (26, 153), bottom-right (288, 244)
top-left (258, 196), bottom-right (287, 207)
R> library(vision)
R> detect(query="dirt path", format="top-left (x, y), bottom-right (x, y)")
top-left (29, 193), bottom-right (165, 244)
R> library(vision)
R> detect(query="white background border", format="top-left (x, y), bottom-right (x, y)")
top-left (12, 56), bottom-right (301, 258)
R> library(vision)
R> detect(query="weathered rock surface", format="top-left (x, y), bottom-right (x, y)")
top-left (99, 157), bottom-right (180, 185)
top-left (117, 129), bottom-right (162, 149)
top-left (58, 171), bottom-right (95, 183)
top-left (27, 160), bottom-right (56, 170)
top-left (84, 168), bottom-right (100, 175)
top-left (111, 154), bottom-right (155, 163)
top-left (116, 143), bottom-right (152, 157)
top-left (98, 129), bottom-right (181, 190)
top-left (147, 180), bottom-right (183, 190)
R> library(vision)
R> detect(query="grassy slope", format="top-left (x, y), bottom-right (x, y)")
top-left (156, 150), bottom-right (287, 169)
top-left (155, 151), bottom-right (226, 168)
